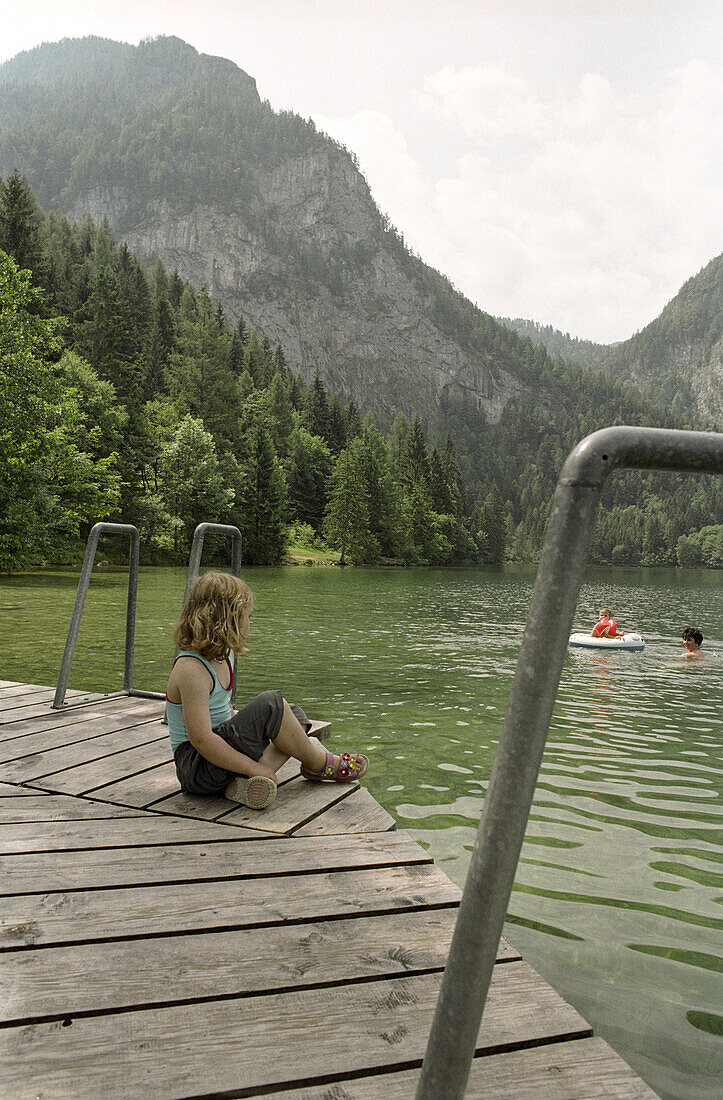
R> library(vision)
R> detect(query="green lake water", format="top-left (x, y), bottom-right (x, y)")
top-left (1, 563), bottom-right (721, 1098)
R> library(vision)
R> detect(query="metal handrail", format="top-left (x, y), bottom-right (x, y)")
top-left (53, 521), bottom-right (244, 710)
top-left (417, 426), bottom-right (723, 1098)
top-left (180, 523), bottom-right (243, 705)
top-left (182, 523), bottom-right (243, 605)
top-left (53, 522), bottom-right (140, 708)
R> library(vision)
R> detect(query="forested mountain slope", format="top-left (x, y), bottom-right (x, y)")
top-left (598, 254), bottom-right (723, 426)
top-left (2, 174), bottom-right (721, 572)
top-left (0, 34), bottom-right (537, 429)
top-left (1, 36), bottom-right (720, 570)
top-left (495, 318), bottom-right (609, 368)
top-left (499, 257), bottom-right (723, 427)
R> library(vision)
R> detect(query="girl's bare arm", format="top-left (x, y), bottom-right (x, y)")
top-left (177, 661), bottom-right (276, 781)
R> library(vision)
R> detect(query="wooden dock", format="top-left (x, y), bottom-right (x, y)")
top-left (0, 681), bottom-right (656, 1097)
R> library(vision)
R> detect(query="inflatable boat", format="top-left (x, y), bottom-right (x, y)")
top-left (569, 632), bottom-right (645, 652)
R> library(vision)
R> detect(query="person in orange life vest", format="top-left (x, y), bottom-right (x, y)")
top-left (590, 608), bottom-right (626, 639)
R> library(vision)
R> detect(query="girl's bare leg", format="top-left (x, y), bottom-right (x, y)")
top-left (259, 700), bottom-right (329, 774)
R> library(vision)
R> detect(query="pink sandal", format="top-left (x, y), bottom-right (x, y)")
top-left (301, 750), bottom-right (369, 782)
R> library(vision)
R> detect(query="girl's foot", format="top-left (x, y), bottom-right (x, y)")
top-left (300, 750), bottom-right (369, 783)
top-left (225, 774), bottom-right (277, 809)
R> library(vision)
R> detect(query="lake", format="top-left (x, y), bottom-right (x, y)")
top-left (0, 563), bottom-right (721, 1098)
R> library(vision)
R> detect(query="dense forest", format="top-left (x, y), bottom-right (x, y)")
top-left (599, 254), bottom-right (723, 421)
top-left (494, 317), bottom-right (609, 369)
top-left (1, 172), bottom-right (721, 573)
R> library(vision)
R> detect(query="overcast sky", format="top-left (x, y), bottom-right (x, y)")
top-left (2, 0), bottom-right (721, 343)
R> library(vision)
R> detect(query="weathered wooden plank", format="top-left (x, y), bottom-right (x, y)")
top-left (0, 793), bottom-right (148, 824)
top-left (0, 781), bottom-right (40, 796)
top-left (0, 966), bottom-right (590, 1099)
top-left (0, 685), bottom-right (90, 705)
top-left (0, 863), bottom-right (462, 949)
top-left (294, 786), bottom-right (397, 835)
top-left (0, 683), bottom-right (58, 700)
top-left (0, 692), bottom-right (108, 723)
top-left (1, 831), bottom-right (432, 895)
top-left (0, 721), bottom-right (168, 783)
top-left (218, 774), bottom-right (357, 833)
top-left (0, 909), bottom-right (508, 1023)
top-left (0, 815), bottom-right (262, 854)
top-left (85, 760), bottom-right (181, 807)
top-left (0, 679), bottom-right (23, 689)
top-left (306, 719), bottom-right (331, 739)
top-left (30, 735), bottom-right (170, 795)
top-left (149, 786), bottom-right (234, 819)
top-left (273, 1036), bottom-right (657, 1099)
top-left (0, 698), bottom-right (164, 761)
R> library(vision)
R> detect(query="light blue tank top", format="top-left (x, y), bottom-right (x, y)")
top-left (166, 650), bottom-right (234, 751)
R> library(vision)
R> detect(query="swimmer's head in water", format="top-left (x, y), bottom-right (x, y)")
top-left (599, 607), bottom-right (611, 619)
top-left (682, 627), bottom-right (703, 649)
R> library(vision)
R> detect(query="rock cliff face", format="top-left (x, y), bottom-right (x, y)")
top-left (2, 35), bottom-right (719, 431)
top-left (0, 35), bottom-right (529, 429)
top-left (67, 147), bottom-right (522, 427)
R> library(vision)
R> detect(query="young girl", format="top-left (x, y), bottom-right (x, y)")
top-left (590, 607), bottom-right (626, 639)
top-left (166, 572), bottom-right (369, 809)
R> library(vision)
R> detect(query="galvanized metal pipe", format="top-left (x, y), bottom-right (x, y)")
top-left (124, 529), bottom-right (140, 692)
top-left (53, 523), bottom-right (140, 708)
top-left (416, 427), bottom-right (723, 1098)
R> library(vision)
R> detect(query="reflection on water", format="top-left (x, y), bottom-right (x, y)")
top-left (0, 563), bottom-right (721, 1098)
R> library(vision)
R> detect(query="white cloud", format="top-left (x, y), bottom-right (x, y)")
top-left (316, 61), bottom-right (722, 342)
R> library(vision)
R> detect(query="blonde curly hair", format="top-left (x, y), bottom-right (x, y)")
top-left (173, 572), bottom-right (254, 660)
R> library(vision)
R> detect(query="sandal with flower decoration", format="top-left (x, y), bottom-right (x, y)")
top-left (300, 750), bottom-right (369, 782)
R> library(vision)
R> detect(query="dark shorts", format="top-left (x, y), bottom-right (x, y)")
top-left (173, 689), bottom-right (310, 796)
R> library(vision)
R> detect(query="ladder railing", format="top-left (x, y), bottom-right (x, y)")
top-left (416, 425), bottom-right (723, 1098)
top-left (178, 523), bottom-right (243, 706)
top-left (53, 522), bottom-right (140, 708)
top-left (53, 521), bottom-right (243, 708)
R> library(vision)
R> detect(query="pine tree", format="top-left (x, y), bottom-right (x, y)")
top-left (405, 415), bottom-right (430, 488)
top-left (228, 330), bottom-right (245, 376)
top-left (443, 434), bottom-right (463, 516)
top-left (327, 393), bottom-right (348, 453)
top-left (305, 371), bottom-right (331, 440)
top-left (357, 425), bottom-right (404, 559)
top-left (483, 484), bottom-right (506, 564)
top-left (159, 414), bottom-right (234, 551)
top-left (239, 421), bottom-right (288, 564)
top-left (428, 447), bottom-right (453, 513)
top-left (274, 342), bottom-right (287, 375)
top-left (346, 400), bottom-right (362, 440)
top-left (0, 170), bottom-right (43, 277)
top-left (324, 443), bottom-right (377, 565)
top-left (244, 333), bottom-right (271, 388)
top-left (286, 427), bottom-right (332, 530)
top-left (144, 295), bottom-right (175, 399)
top-left (265, 374), bottom-right (296, 458)
top-left (168, 269), bottom-right (184, 309)
top-left (167, 289), bottom-right (238, 442)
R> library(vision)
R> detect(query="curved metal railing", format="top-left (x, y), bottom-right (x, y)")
top-left (417, 426), bottom-right (723, 1097)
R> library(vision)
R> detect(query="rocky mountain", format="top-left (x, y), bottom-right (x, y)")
top-left (1, 35), bottom-right (720, 434)
top-left (597, 254), bottom-right (723, 427)
top-left (497, 258), bottom-right (723, 428)
top-left (0, 35), bottom-right (531, 429)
